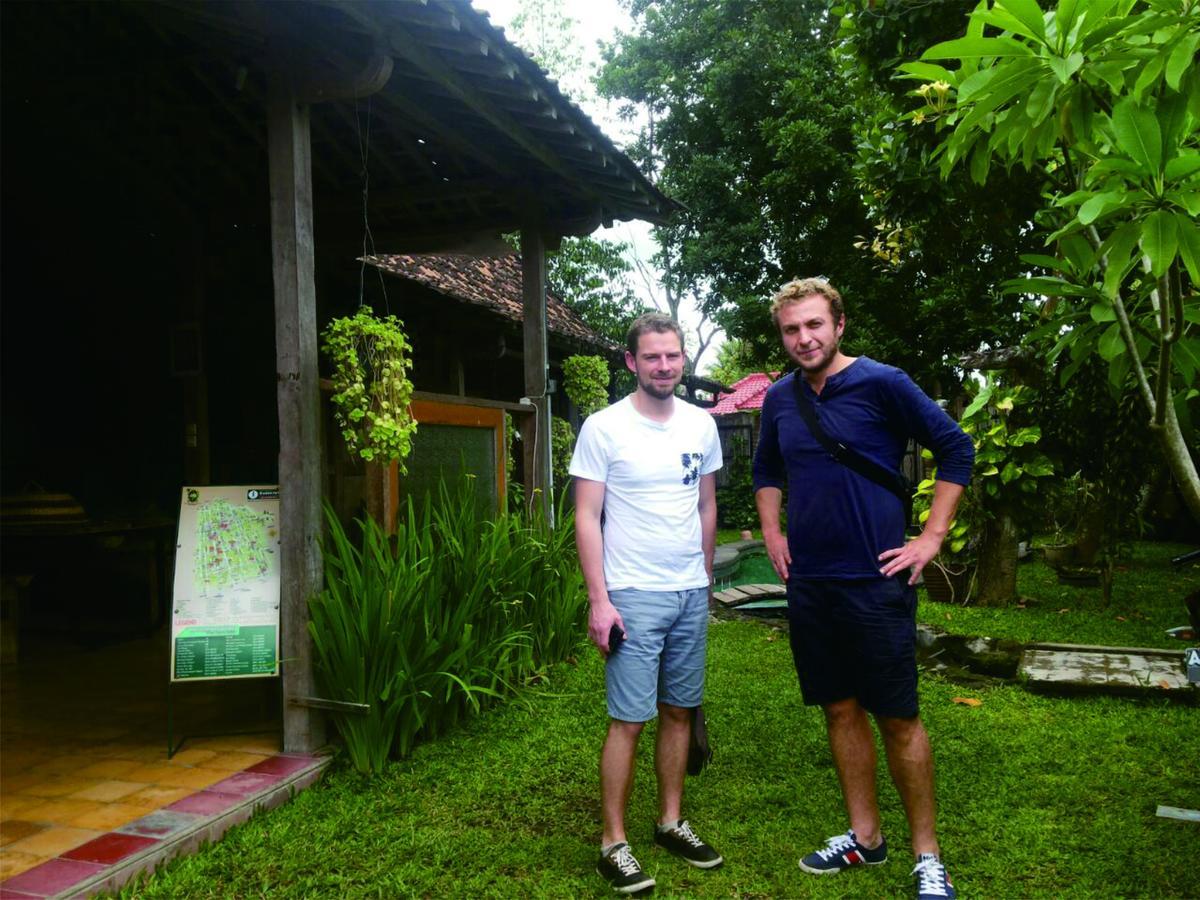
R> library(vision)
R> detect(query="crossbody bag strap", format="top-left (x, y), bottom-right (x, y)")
top-left (791, 371), bottom-right (913, 523)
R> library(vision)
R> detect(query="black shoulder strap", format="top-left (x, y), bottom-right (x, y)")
top-left (791, 371), bottom-right (913, 523)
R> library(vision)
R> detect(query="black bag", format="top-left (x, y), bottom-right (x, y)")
top-left (791, 371), bottom-right (915, 524)
top-left (687, 706), bottom-right (712, 776)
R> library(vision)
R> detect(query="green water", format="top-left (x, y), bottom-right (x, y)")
top-left (716, 552), bottom-right (783, 590)
top-left (734, 555), bottom-right (782, 585)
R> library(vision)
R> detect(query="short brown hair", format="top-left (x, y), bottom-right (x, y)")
top-left (770, 277), bottom-right (844, 326)
top-left (626, 312), bottom-right (685, 356)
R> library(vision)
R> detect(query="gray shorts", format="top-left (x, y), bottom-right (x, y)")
top-left (605, 587), bottom-right (709, 723)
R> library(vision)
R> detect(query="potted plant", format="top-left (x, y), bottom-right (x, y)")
top-left (321, 308), bottom-right (417, 467)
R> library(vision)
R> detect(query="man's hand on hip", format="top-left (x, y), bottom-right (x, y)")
top-left (764, 531), bottom-right (791, 582)
top-left (878, 531), bottom-right (943, 585)
top-left (588, 599), bottom-right (625, 655)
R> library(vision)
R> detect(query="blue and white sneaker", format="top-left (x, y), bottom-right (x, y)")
top-left (798, 830), bottom-right (887, 874)
top-left (912, 853), bottom-right (956, 900)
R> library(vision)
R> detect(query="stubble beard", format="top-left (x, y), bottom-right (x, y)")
top-left (639, 373), bottom-right (679, 400)
top-left (794, 339), bottom-right (839, 378)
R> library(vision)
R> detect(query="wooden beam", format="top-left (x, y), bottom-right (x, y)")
top-left (268, 87), bottom-right (326, 755)
top-left (387, 22), bottom-right (608, 209)
top-left (520, 225), bottom-right (552, 522)
top-left (379, 92), bottom-right (518, 179)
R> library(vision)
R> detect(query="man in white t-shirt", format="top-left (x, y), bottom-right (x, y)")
top-left (570, 313), bottom-right (724, 894)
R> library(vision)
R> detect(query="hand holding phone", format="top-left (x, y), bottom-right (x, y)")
top-left (608, 623), bottom-right (626, 654)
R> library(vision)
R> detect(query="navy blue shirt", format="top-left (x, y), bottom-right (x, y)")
top-left (752, 357), bottom-right (974, 580)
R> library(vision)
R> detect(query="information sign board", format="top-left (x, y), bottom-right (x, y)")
top-left (170, 486), bottom-right (280, 681)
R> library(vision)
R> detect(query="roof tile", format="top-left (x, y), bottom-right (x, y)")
top-left (363, 253), bottom-right (616, 352)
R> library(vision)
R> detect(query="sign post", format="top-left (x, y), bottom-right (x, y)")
top-left (169, 486), bottom-right (281, 754)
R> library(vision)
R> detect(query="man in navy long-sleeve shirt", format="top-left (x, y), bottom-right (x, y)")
top-left (753, 278), bottom-right (972, 900)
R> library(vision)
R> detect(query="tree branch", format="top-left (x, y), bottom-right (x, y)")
top-left (1088, 225), bottom-right (1156, 418)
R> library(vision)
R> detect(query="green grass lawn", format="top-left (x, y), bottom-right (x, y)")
top-left (919, 540), bottom-right (1198, 649)
top-left (123, 613), bottom-right (1197, 897)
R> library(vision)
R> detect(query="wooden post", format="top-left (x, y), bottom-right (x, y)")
top-left (520, 226), bottom-right (552, 522)
top-left (268, 87), bottom-right (325, 754)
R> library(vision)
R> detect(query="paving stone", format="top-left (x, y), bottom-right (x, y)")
top-left (1020, 647), bottom-right (1191, 694)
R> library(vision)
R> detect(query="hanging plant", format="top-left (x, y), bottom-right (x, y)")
top-left (322, 309), bottom-right (417, 469)
top-left (562, 355), bottom-right (609, 417)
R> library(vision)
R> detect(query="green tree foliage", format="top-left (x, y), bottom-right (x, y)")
top-left (904, 0), bottom-right (1199, 522)
top-left (599, 0), bottom-right (1040, 388)
top-left (547, 236), bottom-right (650, 346)
top-left (704, 337), bottom-right (780, 387)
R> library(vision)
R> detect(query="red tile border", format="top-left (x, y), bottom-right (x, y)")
top-left (1, 858), bottom-right (108, 896)
top-left (0, 752), bottom-right (329, 897)
top-left (62, 831), bottom-right (159, 865)
top-left (164, 790), bottom-right (242, 816)
top-left (245, 755), bottom-right (318, 777)
top-left (206, 771), bottom-right (284, 796)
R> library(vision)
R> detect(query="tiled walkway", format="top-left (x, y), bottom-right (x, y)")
top-left (1, 632), bottom-right (326, 896)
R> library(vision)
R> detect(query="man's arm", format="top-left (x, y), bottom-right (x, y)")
top-left (752, 388), bottom-right (790, 581)
top-left (756, 487), bottom-right (791, 581)
top-left (878, 479), bottom-right (964, 584)
top-left (574, 477), bottom-right (623, 653)
top-left (698, 472), bottom-right (717, 586)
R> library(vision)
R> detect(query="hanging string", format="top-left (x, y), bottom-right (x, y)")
top-left (355, 94), bottom-right (390, 314)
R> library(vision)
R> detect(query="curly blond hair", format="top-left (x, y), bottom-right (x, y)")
top-left (770, 278), bottom-right (843, 326)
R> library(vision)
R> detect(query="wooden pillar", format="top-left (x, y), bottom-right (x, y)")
top-left (268, 88), bottom-right (325, 754)
top-left (520, 226), bottom-right (552, 522)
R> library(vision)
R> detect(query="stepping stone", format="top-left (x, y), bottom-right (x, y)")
top-left (1019, 644), bottom-right (1193, 696)
top-left (738, 583), bottom-right (785, 598)
top-left (713, 587), bottom-right (750, 607)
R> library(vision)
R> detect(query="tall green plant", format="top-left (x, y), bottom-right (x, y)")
top-left (902, 0), bottom-right (1200, 522)
top-left (309, 475), bottom-right (587, 775)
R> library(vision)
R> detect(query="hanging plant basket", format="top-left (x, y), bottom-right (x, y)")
top-left (322, 309), bottom-right (417, 469)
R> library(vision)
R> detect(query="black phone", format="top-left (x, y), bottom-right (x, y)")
top-left (608, 623), bottom-right (626, 653)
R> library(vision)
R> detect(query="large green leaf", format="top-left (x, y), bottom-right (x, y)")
top-left (1097, 322), bottom-right (1126, 361)
top-left (1101, 222), bottom-right (1141, 298)
top-left (1055, 0), bottom-right (1084, 45)
top-left (922, 35), bottom-right (1035, 60)
top-left (896, 61), bottom-right (956, 82)
top-left (1164, 153), bottom-right (1200, 181)
top-left (1078, 190), bottom-right (1132, 224)
top-left (1166, 31), bottom-right (1200, 91)
top-left (1090, 301), bottom-right (1116, 323)
top-left (1140, 209), bottom-right (1178, 277)
top-left (1110, 98), bottom-right (1162, 174)
top-left (1167, 189), bottom-right (1200, 217)
top-left (1047, 51), bottom-right (1085, 83)
top-left (1175, 213), bottom-right (1200, 285)
top-left (1026, 77), bottom-right (1059, 123)
top-left (998, 0), bottom-right (1048, 40)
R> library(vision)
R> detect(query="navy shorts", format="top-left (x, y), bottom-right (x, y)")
top-left (786, 576), bottom-right (919, 718)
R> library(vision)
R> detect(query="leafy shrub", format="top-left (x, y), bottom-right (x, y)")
top-left (562, 354), bottom-right (610, 416)
top-left (309, 476), bottom-right (586, 774)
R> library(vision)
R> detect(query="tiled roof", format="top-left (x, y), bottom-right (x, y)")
top-left (363, 253), bottom-right (617, 352)
top-left (709, 372), bottom-right (778, 416)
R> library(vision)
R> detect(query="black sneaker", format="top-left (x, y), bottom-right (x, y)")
top-left (798, 830), bottom-right (887, 874)
top-left (653, 819), bottom-right (724, 869)
top-left (597, 842), bottom-right (655, 894)
top-left (912, 853), bottom-right (956, 900)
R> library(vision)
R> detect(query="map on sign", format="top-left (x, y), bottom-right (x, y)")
top-left (192, 499), bottom-right (275, 598)
top-left (171, 486), bottom-right (280, 682)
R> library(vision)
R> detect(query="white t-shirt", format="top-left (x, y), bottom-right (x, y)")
top-left (569, 395), bottom-right (723, 591)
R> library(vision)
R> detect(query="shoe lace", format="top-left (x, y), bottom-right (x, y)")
top-left (610, 844), bottom-right (642, 877)
top-left (912, 856), bottom-right (949, 897)
top-left (817, 831), bottom-right (856, 860)
top-left (669, 820), bottom-right (704, 848)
